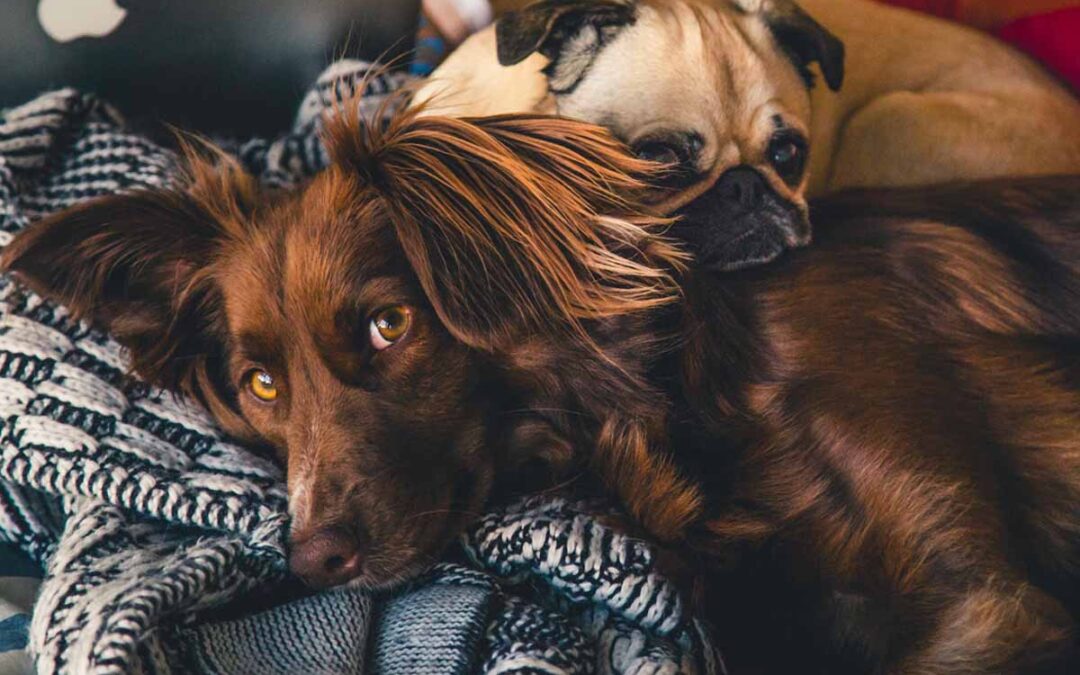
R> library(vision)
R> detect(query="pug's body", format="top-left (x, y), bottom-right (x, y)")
top-left (798, 0), bottom-right (1080, 193)
top-left (415, 0), bottom-right (1080, 201)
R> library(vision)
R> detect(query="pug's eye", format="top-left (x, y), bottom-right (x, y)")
top-left (370, 306), bottom-right (412, 350)
top-left (247, 369), bottom-right (278, 402)
top-left (767, 133), bottom-right (808, 184)
top-left (631, 132), bottom-right (704, 173)
top-left (632, 140), bottom-right (683, 167)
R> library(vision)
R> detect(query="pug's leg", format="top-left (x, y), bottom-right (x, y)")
top-left (825, 90), bottom-right (1080, 191)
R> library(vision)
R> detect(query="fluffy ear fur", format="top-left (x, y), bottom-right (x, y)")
top-left (733, 0), bottom-right (845, 91)
top-left (323, 103), bottom-right (685, 352)
top-left (0, 146), bottom-right (254, 402)
top-left (496, 0), bottom-right (636, 93)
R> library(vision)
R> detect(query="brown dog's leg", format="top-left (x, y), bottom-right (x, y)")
top-left (591, 415), bottom-right (704, 543)
top-left (701, 439), bottom-right (1077, 673)
top-left (839, 481), bottom-right (1077, 675)
top-left (833, 487), bottom-right (1078, 675)
top-left (897, 579), bottom-right (1075, 675)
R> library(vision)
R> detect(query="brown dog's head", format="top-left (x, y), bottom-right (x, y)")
top-left (422, 0), bottom-right (845, 271)
top-left (1, 105), bottom-right (681, 589)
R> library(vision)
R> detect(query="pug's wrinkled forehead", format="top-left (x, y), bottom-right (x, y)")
top-left (494, 0), bottom-right (843, 210)
top-left (498, 0), bottom-right (842, 96)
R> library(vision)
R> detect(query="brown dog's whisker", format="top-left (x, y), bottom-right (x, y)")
top-left (531, 472), bottom-right (587, 498)
top-left (403, 508), bottom-right (483, 524)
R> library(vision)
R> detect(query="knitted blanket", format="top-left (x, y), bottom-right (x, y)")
top-left (0, 61), bottom-right (722, 674)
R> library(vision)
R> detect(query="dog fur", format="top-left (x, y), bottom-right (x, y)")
top-left (671, 178), bottom-right (1080, 673)
top-left (4, 106), bottom-right (1078, 672)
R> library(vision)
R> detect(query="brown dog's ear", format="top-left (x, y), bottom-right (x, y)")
top-left (734, 0), bottom-right (844, 91)
top-left (496, 0), bottom-right (636, 93)
top-left (325, 106), bottom-right (684, 352)
top-left (0, 156), bottom-right (246, 394)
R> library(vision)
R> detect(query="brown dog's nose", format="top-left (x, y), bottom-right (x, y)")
top-left (716, 167), bottom-right (765, 216)
top-left (289, 527), bottom-right (362, 588)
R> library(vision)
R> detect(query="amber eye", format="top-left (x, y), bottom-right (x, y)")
top-left (247, 369), bottom-right (278, 402)
top-left (370, 306), bottom-right (412, 350)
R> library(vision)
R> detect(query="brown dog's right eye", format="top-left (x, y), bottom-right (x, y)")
top-left (369, 306), bottom-right (412, 351)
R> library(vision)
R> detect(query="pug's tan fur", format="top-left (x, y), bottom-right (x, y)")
top-left (414, 0), bottom-right (1080, 201)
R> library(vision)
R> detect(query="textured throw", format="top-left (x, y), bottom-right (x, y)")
top-left (0, 61), bottom-right (722, 674)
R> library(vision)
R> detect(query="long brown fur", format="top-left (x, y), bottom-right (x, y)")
top-left (322, 100), bottom-right (686, 348)
top-left (672, 177), bottom-right (1080, 674)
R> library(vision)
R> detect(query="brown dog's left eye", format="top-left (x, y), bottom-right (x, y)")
top-left (370, 306), bottom-right (412, 350)
top-left (767, 133), bottom-right (808, 185)
top-left (247, 369), bottom-right (278, 402)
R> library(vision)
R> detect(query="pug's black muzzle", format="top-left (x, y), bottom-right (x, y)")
top-left (673, 167), bottom-right (811, 272)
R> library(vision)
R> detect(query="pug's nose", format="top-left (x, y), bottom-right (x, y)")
top-left (289, 527), bottom-right (363, 588)
top-left (716, 167), bottom-right (765, 216)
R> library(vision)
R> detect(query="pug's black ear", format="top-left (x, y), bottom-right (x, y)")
top-left (737, 0), bottom-right (844, 91)
top-left (496, 0), bottom-right (636, 93)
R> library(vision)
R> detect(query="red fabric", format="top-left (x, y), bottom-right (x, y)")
top-left (998, 8), bottom-right (1080, 92)
top-left (873, 0), bottom-right (1079, 28)
top-left (874, 0), bottom-right (1080, 93)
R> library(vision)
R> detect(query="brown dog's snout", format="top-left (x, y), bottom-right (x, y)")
top-left (289, 527), bottom-right (364, 588)
top-left (715, 167), bottom-right (765, 217)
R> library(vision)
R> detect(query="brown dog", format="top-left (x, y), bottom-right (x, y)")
top-left (5, 106), bottom-right (1079, 673)
top-left (0, 107), bottom-right (686, 589)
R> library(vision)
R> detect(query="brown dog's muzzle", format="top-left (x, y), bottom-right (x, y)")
top-left (289, 526), bottom-right (365, 588)
top-left (672, 166), bottom-right (811, 272)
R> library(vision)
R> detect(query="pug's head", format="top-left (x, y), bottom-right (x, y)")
top-left (471, 0), bottom-right (844, 271)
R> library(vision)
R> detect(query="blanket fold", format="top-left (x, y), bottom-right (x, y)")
top-left (0, 61), bottom-right (721, 675)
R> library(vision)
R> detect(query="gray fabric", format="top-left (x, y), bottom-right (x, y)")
top-left (371, 573), bottom-right (494, 675)
top-left (186, 588), bottom-right (372, 674)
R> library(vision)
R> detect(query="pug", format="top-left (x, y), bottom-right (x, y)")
top-left (413, 0), bottom-right (1080, 271)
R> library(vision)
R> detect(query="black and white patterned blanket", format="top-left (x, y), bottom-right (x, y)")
top-left (0, 62), bottom-right (722, 674)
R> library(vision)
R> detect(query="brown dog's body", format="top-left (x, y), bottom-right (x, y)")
top-left (666, 179), bottom-right (1080, 673)
top-left (3, 108), bottom-right (1078, 673)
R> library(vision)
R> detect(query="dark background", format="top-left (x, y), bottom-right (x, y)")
top-left (1, 0), bottom-right (421, 136)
